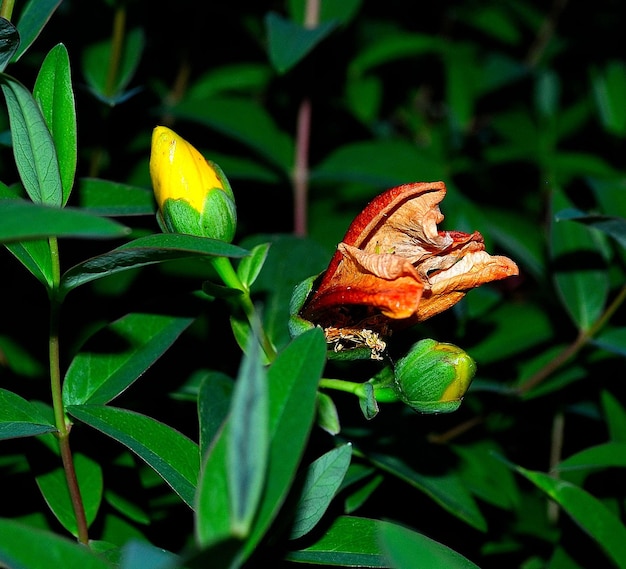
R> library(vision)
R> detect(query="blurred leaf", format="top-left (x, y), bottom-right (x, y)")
top-left (170, 97), bottom-right (294, 172)
top-left (67, 405), bottom-right (199, 507)
top-left (63, 313), bottom-right (194, 406)
top-left (0, 518), bottom-right (113, 569)
top-left (556, 442), bottom-right (626, 473)
top-left (591, 60), bottom-right (626, 136)
top-left (0, 17), bottom-right (19, 71)
top-left (265, 12), bottom-right (337, 74)
top-left (601, 390), bottom-right (626, 443)
top-left (0, 388), bottom-right (56, 439)
top-left (313, 140), bottom-right (447, 188)
top-left (288, 0), bottom-right (362, 26)
top-left (0, 74), bottom-right (63, 206)
top-left (593, 327), bottom-right (626, 357)
top-left (369, 453), bottom-right (487, 532)
top-left (118, 539), bottom-right (181, 569)
top-left (36, 453), bottom-right (103, 537)
top-left (289, 443), bottom-right (352, 539)
top-left (555, 208), bottom-right (626, 249)
top-left (59, 233), bottom-right (249, 296)
top-left (551, 190), bottom-right (610, 331)
top-left (186, 63), bottom-right (271, 100)
top-left (78, 178), bottom-right (155, 216)
top-left (513, 463), bottom-right (626, 569)
top-left (286, 516), bottom-right (388, 566)
top-left (12, 0), bottom-right (62, 62)
top-left (33, 43), bottom-right (76, 205)
top-left (0, 336), bottom-right (45, 378)
top-left (228, 327), bottom-right (268, 537)
top-left (378, 519), bottom-right (480, 569)
top-left (82, 27), bottom-right (144, 105)
top-left (198, 372), bottom-right (233, 456)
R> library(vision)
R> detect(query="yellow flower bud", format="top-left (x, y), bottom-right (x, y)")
top-left (149, 126), bottom-right (237, 242)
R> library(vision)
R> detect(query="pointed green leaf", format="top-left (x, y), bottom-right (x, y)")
top-left (265, 12), bottom-right (337, 74)
top-left (78, 178), bottom-right (155, 216)
top-left (551, 190), bottom-right (609, 331)
top-left (198, 372), bottom-right (233, 456)
top-left (556, 442), bottom-right (626, 473)
top-left (601, 390), bottom-right (626, 443)
top-left (59, 233), bottom-right (249, 296)
top-left (0, 17), bottom-right (20, 72)
top-left (0, 388), bottom-right (56, 439)
top-left (289, 443), bottom-right (353, 539)
top-left (36, 453), bottom-right (103, 537)
top-left (67, 405), bottom-right (199, 507)
top-left (4, 238), bottom-right (53, 288)
top-left (0, 518), bottom-right (113, 569)
top-left (0, 199), bottom-right (129, 242)
top-left (63, 313), bottom-right (194, 406)
top-left (34, 43), bottom-right (77, 205)
top-left (369, 453), bottom-right (487, 532)
top-left (378, 519), bottom-right (480, 569)
top-left (286, 516), bottom-right (388, 566)
top-left (242, 327), bottom-right (327, 558)
top-left (0, 74), bottom-right (63, 206)
top-left (514, 464), bottom-right (626, 569)
top-left (12, 0), bottom-right (63, 62)
top-left (228, 328), bottom-right (268, 537)
top-left (237, 242), bottom-right (270, 291)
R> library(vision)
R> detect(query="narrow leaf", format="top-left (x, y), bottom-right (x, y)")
top-left (0, 199), bottom-right (129, 242)
top-left (78, 178), bottom-right (155, 216)
top-left (515, 464), bottom-right (626, 569)
top-left (0, 388), bottom-right (56, 439)
top-left (63, 313), bottom-right (194, 406)
top-left (4, 238), bottom-right (53, 288)
top-left (289, 443), bottom-right (353, 539)
top-left (236, 242), bottom-right (270, 290)
top-left (59, 233), bottom-right (249, 296)
top-left (556, 442), bottom-right (626, 472)
top-left (67, 405), bottom-right (199, 508)
top-left (378, 520), bottom-right (480, 569)
top-left (34, 43), bottom-right (77, 205)
top-left (0, 74), bottom-right (62, 206)
top-left (0, 518), bottom-right (112, 569)
top-left (198, 372), bottom-right (233, 456)
top-left (228, 326), bottom-right (268, 537)
top-left (12, 0), bottom-right (63, 62)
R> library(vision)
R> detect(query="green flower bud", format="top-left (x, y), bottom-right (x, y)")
top-left (392, 339), bottom-right (476, 413)
top-left (150, 126), bottom-right (237, 242)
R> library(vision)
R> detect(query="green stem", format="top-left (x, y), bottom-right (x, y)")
top-left (516, 283), bottom-right (626, 396)
top-left (211, 256), bottom-right (277, 362)
top-left (0, 0), bottom-right (15, 20)
top-left (319, 378), bottom-right (365, 396)
top-left (48, 237), bottom-right (89, 545)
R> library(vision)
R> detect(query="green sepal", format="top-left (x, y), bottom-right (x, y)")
top-left (200, 188), bottom-right (237, 243)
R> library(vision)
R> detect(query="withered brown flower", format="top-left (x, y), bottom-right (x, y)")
top-left (298, 181), bottom-right (519, 358)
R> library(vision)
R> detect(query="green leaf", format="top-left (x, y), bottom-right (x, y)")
top-left (369, 453), bottom-right (487, 532)
top-left (12, 0), bottom-right (63, 62)
top-left (551, 190), bottom-right (610, 331)
top-left (378, 520), bottom-right (481, 569)
top-left (591, 60), bottom-right (626, 136)
top-left (33, 43), bottom-right (77, 205)
top-left (265, 12), bottom-right (337, 74)
top-left (556, 208), bottom-right (626, 250)
top-left (228, 328), bottom-right (268, 537)
top-left (0, 17), bottom-right (20, 72)
top-left (36, 453), bottom-right (103, 537)
top-left (67, 405), bottom-right (199, 508)
top-left (0, 388), bottom-right (56, 439)
top-left (198, 372), bottom-right (233, 456)
top-left (78, 178), bottom-right (155, 216)
top-left (514, 464), bottom-right (626, 569)
top-left (236, 242), bottom-right (270, 291)
top-left (0, 200), bottom-right (129, 242)
top-left (169, 97), bottom-right (294, 172)
top-left (601, 390), bottom-right (626, 443)
top-left (63, 313), bottom-right (194, 406)
top-left (0, 518), bottom-right (113, 569)
top-left (242, 327), bottom-right (327, 558)
top-left (289, 443), bottom-right (353, 539)
top-left (0, 74), bottom-right (63, 206)
top-left (556, 442), bottom-right (626, 473)
top-left (593, 327), bottom-right (626, 358)
top-left (118, 540), bottom-right (181, 569)
top-left (286, 516), bottom-right (388, 566)
top-left (82, 27), bottom-right (144, 105)
top-left (59, 233), bottom-right (249, 297)
top-left (3, 237), bottom-right (53, 288)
